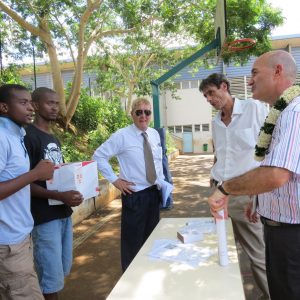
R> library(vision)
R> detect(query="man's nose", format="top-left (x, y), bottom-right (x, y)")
top-left (206, 95), bottom-right (213, 103)
top-left (28, 102), bottom-right (34, 111)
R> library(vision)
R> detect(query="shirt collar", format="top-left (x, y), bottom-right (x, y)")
top-left (131, 123), bottom-right (150, 136)
top-left (232, 97), bottom-right (243, 115)
top-left (0, 116), bottom-right (26, 138)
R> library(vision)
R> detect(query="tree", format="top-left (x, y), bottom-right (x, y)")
top-left (89, 28), bottom-right (189, 114)
top-left (0, 0), bottom-right (283, 126)
top-left (0, 0), bottom-right (158, 127)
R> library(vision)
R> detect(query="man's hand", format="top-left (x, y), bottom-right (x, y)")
top-left (113, 178), bottom-right (135, 195)
top-left (245, 199), bottom-right (259, 223)
top-left (58, 191), bottom-right (83, 207)
top-left (208, 189), bottom-right (229, 219)
top-left (33, 160), bottom-right (55, 181)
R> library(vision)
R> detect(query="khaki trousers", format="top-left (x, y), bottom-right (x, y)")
top-left (228, 195), bottom-right (270, 300)
top-left (0, 236), bottom-right (43, 300)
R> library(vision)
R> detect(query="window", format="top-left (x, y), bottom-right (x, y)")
top-left (183, 125), bottom-right (192, 132)
top-left (194, 124), bottom-right (201, 132)
top-left (181, 81), bottom-right (190, 89)
top-left (190, 80), bottom-right (199, 89)
top-left (202, 124), bottom-right (210, 131)
top-left (175, 126), bottom-right (182, 133)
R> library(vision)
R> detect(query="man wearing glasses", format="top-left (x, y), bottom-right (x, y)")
top-left (93, 98), bottom-right (164, 271)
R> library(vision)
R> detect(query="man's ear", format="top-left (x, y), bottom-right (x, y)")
top-left (220, 82), bottom-right (228, 92)
top-left (0, 102), bottom-right (8, 114)
top-left (274, 64), bottom-right (283, 77)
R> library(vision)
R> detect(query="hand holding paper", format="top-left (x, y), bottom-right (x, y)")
top-left (57, 190), bottom-right (83, 207)
top-left (208, 189), bottom-right (229, 219)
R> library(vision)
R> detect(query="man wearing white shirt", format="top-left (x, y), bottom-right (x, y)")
top-left (199, 73), bottom-right (270, 299)
top-left (93, 98), bottom-right (164, 271)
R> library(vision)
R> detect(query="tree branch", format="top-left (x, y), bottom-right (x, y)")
top-left (52, 14), bottom-right (77, 67)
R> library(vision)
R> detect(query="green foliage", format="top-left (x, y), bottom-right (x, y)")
top-left (58, 87), bottom-right (131, 163)
top-left (58, 131), bottom-right (88, 162)
top-left (0, 64), bottom-right (27, 86)
top-left (165, 130), bottom-right (177, 154)
top-left (71, 88), bottom-right (102, 132)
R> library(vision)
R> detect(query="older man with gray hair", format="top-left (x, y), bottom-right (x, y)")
top-left (93, 98), bottom-right (164, 272)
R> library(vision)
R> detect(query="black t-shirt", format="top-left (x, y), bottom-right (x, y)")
top-left (24, 124), bottom-right (72, 225)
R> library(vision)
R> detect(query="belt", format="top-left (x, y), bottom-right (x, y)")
top-left (142, 185), bottom-right (158, 192)
top-left (261, 216), bottom-right (300, 227)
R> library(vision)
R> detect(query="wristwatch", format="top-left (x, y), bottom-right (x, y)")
top-left (217, 181), bottom-right (230, 196)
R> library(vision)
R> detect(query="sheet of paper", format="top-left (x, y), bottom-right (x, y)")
top-left (157, 179), bottom-right (173, 207)
top-left (147, 239), bottom-right (214, 267)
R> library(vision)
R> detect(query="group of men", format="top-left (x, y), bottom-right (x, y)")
top-left (0, 84), bottom-right (164, 299)
top-left (0, 48), bottom-right (300, 300)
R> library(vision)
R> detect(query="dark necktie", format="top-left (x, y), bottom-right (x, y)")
top-left (142, 132), bottom-right (157, 185)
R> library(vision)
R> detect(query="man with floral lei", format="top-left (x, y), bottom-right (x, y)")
top-left (208, 50), bottom-right (300, 300)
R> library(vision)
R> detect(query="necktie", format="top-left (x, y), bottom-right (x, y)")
top-left (142, 132), bottom-right (157, 185)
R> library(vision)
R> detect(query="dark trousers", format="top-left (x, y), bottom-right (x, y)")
top-left (121, 186), bottom-right (161, 272)
top-left (264, 223), bottom-right (300, 300)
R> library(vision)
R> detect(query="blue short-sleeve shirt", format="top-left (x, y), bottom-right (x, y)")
top-left (0, 117), bottom-right (33, 244)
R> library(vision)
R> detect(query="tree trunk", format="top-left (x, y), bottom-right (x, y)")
top-left (45, 42), bottom-right (67, 117)
top-left (126, 82), bottom-right (135, 115)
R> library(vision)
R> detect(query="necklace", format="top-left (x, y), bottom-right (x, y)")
top-left (254, 85), bottom-right (300, 161)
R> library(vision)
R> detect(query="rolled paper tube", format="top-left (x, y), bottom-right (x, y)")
top-left (216, 209), bottom-right (229, 266)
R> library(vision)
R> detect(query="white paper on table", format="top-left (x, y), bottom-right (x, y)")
top-left (157, 179), bottom-right (173, 207)
top-left (147, 239), bottom-right (214, 267)
top-left (216, 210), bottom-right (229, 266)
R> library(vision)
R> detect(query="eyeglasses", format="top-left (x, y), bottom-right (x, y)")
top-left (135, 109), bottom-right (152, 117)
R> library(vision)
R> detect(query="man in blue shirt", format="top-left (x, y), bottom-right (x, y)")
top-left (0, 84), bottom-right (54, 300)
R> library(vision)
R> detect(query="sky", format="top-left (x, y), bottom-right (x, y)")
top-left (269, 0), bottom-right (300, 36)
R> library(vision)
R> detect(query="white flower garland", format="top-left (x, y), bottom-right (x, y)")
top-left (255, 85), bottom-right (300, 161)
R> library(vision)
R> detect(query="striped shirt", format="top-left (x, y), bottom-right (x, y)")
top-left (258, 95), bottom-right (300, 223)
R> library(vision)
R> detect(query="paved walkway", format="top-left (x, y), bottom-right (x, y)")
top-left (60, 154), bottom-right (261, 300)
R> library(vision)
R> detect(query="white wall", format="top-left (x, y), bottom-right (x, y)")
top-left (163, 88), bottom-right (211, 126)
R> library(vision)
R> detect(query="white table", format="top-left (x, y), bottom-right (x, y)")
top-left (107, 218), bottom-right (245, 300)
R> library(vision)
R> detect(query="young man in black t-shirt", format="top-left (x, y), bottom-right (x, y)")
top-left (24, 87), bottom-right (83, 300)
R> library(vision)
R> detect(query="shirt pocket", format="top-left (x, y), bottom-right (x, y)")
top-left (233, 128), bottom-right (256, 150)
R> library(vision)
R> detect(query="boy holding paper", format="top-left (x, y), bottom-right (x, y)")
top-left (24, 87), bottom-right (83, 300)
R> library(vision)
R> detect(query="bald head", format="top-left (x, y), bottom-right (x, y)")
top-left (249, 50), bottom-right (298, 104)
top-left (262, 50), bottom-right (297, 83)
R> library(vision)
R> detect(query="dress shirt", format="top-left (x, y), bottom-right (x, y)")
top-left (0, 117), bottom-right (33, 244)
top-left (93, 124), bottom-right (164, 192)
top-left (258, 95), bottom-right (300, 223)
top-left (211, 98), bottom-right (268, 181)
